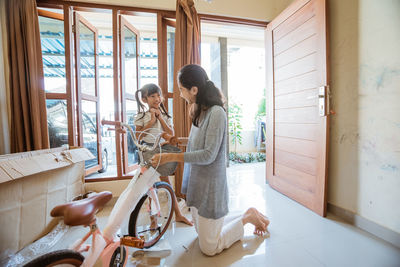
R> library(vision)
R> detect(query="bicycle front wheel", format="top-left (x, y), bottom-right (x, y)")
top-left (23, 249), bottom-right (84, 267)
top-left (128, 181), bottom-right (175, 248)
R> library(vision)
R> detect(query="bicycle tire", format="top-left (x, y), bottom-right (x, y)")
top-left (128, 181), bottom-right (175, 248)
top-left (109, 246), bottom-right (127, 267)
top-left (23, 249), bottom-right (83, 267)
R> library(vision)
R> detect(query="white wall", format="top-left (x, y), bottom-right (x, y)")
top-left (329, 0), bottom-right (400, 234)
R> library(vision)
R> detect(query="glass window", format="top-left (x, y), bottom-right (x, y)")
top-left (123, 26), bottom-right (138, 95)
top-left (79, 22), bottom-right (96, 96)
top-left (167, 25), bottom-right (175, 93)
top-left (126, 100), bottom-right (138, 165)
top-left (123, 15), bottom-right (158, 87)
top-left (38, 15), bottom-right (66, 93)
top-left (46, 100), bottom-right (68, 148)
top-left (82, 100), bottom-right (99, 168)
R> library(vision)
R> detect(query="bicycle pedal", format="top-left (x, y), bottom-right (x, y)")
top-left (120, 236), bottom-right (145, 248)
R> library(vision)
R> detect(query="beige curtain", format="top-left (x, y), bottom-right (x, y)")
top-left (5, 0), bottom-right (49, 152)
top-left (0, 0), bottom-right (11, 155)
top-left (173, 0), bottom-right (201, 197)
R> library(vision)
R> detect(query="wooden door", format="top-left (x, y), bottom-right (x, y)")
top-left (119, 16), bottom-right (140, 174)
top-left (265, 0), bottom-right (329, 216)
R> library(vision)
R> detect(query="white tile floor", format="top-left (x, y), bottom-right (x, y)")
top-left (124, 162), bottom-right (400, 267)
top-left (18, 162), bottom-right (400, 267)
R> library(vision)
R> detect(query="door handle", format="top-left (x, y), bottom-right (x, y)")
top-left (318, 86), bottom-right (330, 117)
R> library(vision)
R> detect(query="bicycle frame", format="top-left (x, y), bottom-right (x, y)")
top-left (75, 122), bottom-right (165, 266)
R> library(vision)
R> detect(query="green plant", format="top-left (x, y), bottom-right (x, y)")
top-left (254, 89), bottom-right (266, 123)
top-left (247, 153), bottom-right (255, 162)
top-left (228, 101), bottom-right (243, 153)
top-left (229, 152), bottom-right (266, 164)
top-left (256, 152), bottom-right (266, 162)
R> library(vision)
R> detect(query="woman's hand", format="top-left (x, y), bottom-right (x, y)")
top-left (150, 153), bottom-right (172, 167)
top-left (151, 153), bottom-right (184, 167)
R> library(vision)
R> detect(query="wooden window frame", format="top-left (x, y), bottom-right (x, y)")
top-left (38, 8), bottom-right (77, 148)
top-left (119, 16), bottom-right (141, 174)
top-left (73, 12), bottom-right (102, 176)
top-left (37, 0), bottom-right (268, 182)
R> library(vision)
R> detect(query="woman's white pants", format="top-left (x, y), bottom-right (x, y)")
top-left (190, 207), bottom-right (244, 256)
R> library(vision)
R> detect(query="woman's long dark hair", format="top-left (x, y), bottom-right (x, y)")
top-left (178, 64), bottom-right (225, 127)
top-left (134, 83), bottom-right (171, 120)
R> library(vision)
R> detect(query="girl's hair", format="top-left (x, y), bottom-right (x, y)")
top-left (177, 64), bottom-right (225, 127)
top-left (134, 83), bottom-right (171, 119)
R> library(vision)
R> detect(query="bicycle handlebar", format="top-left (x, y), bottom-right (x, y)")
top-left (101, 119), bottom-right (178, 151)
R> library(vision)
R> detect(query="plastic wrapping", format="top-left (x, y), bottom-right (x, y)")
top-left (2, 220), bottom-right (69, 266)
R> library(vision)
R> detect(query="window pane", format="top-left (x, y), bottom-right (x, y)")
top-left (122, 15), bottom-right (158, 87)
top-left (168, 98), bottom-right (173, 124)
top-left (46, 100), bottom-right (68, 148)
top-left (82, 100), bottom-right (99, 168)
top-left (39, 16), bottom-right (66, 93)
top-left (167, 26), bottom-right (175, 93)
top-left (126, 100), bottom-right (138, 165)
top-left (123, 26), bottom-right (138, 95)
top-left (79, 22), bottom-right (96, 96)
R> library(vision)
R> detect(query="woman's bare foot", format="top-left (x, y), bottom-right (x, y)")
top-left (242, 208), bottom-right (268, 236)
top-left (255, 210), bottom-right (270, 229)
top-left (175, 214), bottom-right (194, 226)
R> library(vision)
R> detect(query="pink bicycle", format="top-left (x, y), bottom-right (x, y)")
top-left (23, 121), bottom-right (177, 267)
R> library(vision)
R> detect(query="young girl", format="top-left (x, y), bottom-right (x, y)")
top-left (133, 83), bottom-right (193, 226)
top-left (150, 65), bottom-right (269, 256)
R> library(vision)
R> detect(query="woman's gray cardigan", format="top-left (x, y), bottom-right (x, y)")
top-left (182, 105), bottom-right (228, 219)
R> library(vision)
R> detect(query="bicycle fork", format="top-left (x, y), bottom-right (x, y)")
top-left (147, 186), bottom-right (161, 217)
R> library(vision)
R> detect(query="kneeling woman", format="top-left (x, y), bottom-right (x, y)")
top-left (151, 64), bottom-right (269, 256)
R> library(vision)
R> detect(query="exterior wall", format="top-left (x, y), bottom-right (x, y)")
top-left (228, 130), bottom-right (260, 153)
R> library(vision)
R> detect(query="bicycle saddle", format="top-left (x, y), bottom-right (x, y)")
top-left (50, 191), bottom-right (112, 226)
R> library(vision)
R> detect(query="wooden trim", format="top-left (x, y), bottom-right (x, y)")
top-left (64, 5), bottom-right (76, 147)
top-left (45, 93), bottom-right (67, 99)
top-left (37, 2), bottom-right (63, 9)
top-left (81, 94), bottom-right (98, 102)
top-left (74, 12), bottom-right (83, 147)
top-left (73, 6), bottom-right (111, 13)
top-left (157, 14), bottom-right (167, 99)
top-left (165, 18), bottom-right (176, 27)
top-left (77, 13), bottom-right (97, 33)
top-left (265, 26), bottom-right (275, 184)
top-left (37, 0), bottom-right (175, 17)
top-left (268, 0), bottom-right (311, 29)
top-left (85, 165), bottom-right (101, 176)
top-left (120, 15), bottom-right (141, 174)
top-left (314, 0), bottom-right (328, 216)
top-left (37, 0), bottom-right (267, 29)
top-left (74, 12), bottom-right (103, 176)
top-left (199, 14), bottom-right (268, 28)
top-left (112, 9), bottom-right (123, 178)
top-left (94, 22), bottom-right (103, 176)
top-left (119, 9), bottom-right (175, 18)
top-left (37, 8), bottom-right (63, 20)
